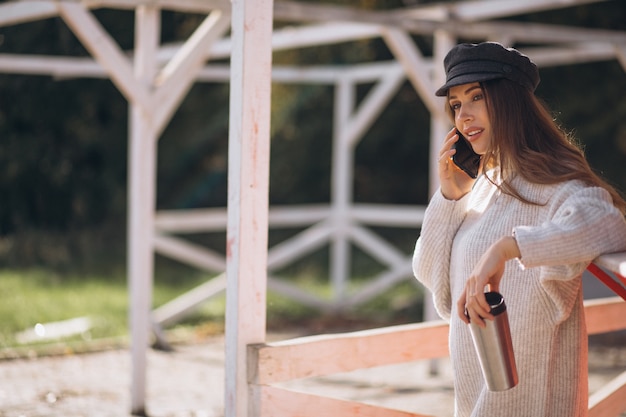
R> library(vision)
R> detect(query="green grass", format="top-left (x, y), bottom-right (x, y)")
top-left (0, 266), bottom-right (424, 356)
top-left (0, 266), bottom-right (221, 351)
top-left (0, 269), bottom-right (125, 349)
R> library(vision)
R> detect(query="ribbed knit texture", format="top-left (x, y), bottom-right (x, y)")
top-left (412, 173), bottom-right (626, 417)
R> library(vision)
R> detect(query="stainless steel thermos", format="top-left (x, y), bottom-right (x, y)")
top-left (468, 291), bottom-right (518, 391)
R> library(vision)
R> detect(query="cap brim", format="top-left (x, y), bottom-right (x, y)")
top-left (435, 72), bottom-right (504, 96)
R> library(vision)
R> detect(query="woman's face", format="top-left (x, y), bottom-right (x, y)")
top-left (448, 82), bottom-right (491, 155)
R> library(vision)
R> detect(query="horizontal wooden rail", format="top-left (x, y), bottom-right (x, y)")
top-left (249, 320), bottom-right (449, 385)
top-left (588, 370), bottom-right (626, 417)
top-left (251, 253), bottom-right (626, 417)
top-left (584, 296), bottom-right (626, 335)
top-left (257, 386), bottom-right (433, 417)
top-left (249, 297), bottom-right (626, 386)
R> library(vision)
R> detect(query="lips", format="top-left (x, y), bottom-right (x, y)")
top-left (464, 128), bottom-right (484, 142)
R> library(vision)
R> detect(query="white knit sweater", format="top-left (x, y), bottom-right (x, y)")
top-left (412, 173), bottom-right (626, 417)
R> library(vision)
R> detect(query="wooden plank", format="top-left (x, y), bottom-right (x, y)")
top-left (273, 1), bottom-right (626, 45)
top-left (352, 204), bottom-right (426, 227)
top-left (257, 385), bottom-right (436, 417)
top-left (345, 261), bottom-right (413, 308)
top-left (153, 203), bottom-right (424, 234)
top-left (266, 221), bottom-right (333, 271)
top-left (587, 263), bottom-right (626, 301)
top-left (152, 273), bottom-right (227, 326)
top-left (400, 0), bottom-right (610, 23)
top-left (584, 297), bottom-right (626, 335)
top-left (380, 27), bottom-right (438, 115)
top-left (249, 320), bottom-right (449, 384)
top-left (56, 2), bottom-right (153, 112)
top-left (344, 65), bottom-right (405, 148)
top-left (588, 370), bottom-right (626, 417)
top-left (126, 5), bottom-right (160, 415)
top-left (267, 275), bottom-right (333, 309)
top-left (153, 233), bottom-right (226, 272)
top-left (0, 1), bottom-right (58, 27)
top-left (250, 298), bottom-right (625, 386)
top-left (87, 0), bottom-right (229, 13)
top-left (523, 44), bottom-right (617, 68)
top-left (153, 10), bottom-right (231, 136)
top-left (225, 1), bottom-right (274, 416)
top-left (349, 224), bottom-right (408, 266)
top-left (617, 45), bottom-right (626, 72)
top-left (594, 252), bottom-right (626, 277)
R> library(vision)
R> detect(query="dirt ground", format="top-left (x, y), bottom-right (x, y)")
top-left (1, 331), bottom-right (625, 417)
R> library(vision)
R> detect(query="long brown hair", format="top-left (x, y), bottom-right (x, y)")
top-left (447, 78), bottom-right (626, 213)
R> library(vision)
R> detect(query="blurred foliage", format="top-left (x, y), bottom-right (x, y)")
top-left (0, 1), bottom-right (625, 272)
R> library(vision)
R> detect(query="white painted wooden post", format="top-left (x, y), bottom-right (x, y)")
top-left (330, 77), bottom-right (354, 303)
top-left (424, 30), bottom-right (454, 376)
top-left (224, 1), bottom-right (274, 416)
top-left (128, 5), bottom-right (160, 415)
top-left (429, 30), bottom-right (454, 197)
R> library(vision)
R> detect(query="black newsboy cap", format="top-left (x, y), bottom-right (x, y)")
top-left (435, 42), bottom-right (540, 96)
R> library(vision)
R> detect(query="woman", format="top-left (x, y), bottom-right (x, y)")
top-left (412, 42), bottom-right (626, 416)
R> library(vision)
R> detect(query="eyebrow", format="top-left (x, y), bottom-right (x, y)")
top-left (448, 85), bottom-right (482, 100)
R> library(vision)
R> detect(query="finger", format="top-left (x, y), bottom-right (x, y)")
top-left (476, 292), bottom-right (493, 316)
top-left (468, 292), bottom-right (494, 321)
top-left (467, 307), bottom-right (486, 327)
top-left (457, 294), bottom-right (469, 324)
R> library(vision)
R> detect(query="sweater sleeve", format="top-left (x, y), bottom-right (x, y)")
top-left (512, 184), bottom-right (626, 323)
top-left (513, 185), bottom-right (626, 271)
top-left (412, 188), bottom-right (471, 320)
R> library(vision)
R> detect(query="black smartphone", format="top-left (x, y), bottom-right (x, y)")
top-left (452, 130), bottom-right (481, 179)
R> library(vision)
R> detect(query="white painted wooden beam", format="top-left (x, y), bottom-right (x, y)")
top-left (345, 260), bottom-right (414, 308)
top-left (2, 44), bottom-right (622, 84)
top-left (267, 276), bottom-right (333, 309)
top-left (153, 233), bottom-right (226, 272)
top-left (429, 31), bottom-right (454, 197)
top-left (594, 252), bottom-right (626, 278)
top-left (250, 320), bottom-right (450, 384)
top-left (522, 43), bottom-right (617, 67)
top-left (330, 78), bottom-right (355, 303)
top-left (152, 273), bottom-right (227, 327)
top-left (0, 0), bottom-right (228, 27)
top-left (273, 1), bottom-right (626, 45)
top-left (127, 4), bottom-right (160, 415)
top-left (0, 1), bottom-right (58, 26)
top-left (266, 221), bottom-right (333, 272)
top-left (448, 20), bottom-right (626, 45)
top-left (258, 386), bottom-right (434, 417)
top-left (154, 204), bottom-right (424, 250)
top-left (615, 44), bottom-right (626, 73)
top-left (588, 369), bottom-right (626, 417)
top-left (152, 10), bottom-right (231, 136)
top-left (56, 2), bottom-right (153, 112)
top-left (156, 22), bottom-right (381, 63)
top-left (224, 0), bottom-right (274, 416)
top-left (348, 224), bottom-right (407, 267)
top-left (344, 65), bottom-right (406, 148)
top-left (270, 22), bottom-right (381, 53)
top-left (400, 0), bottom-right (611, 22)
top-left (380, 27), bottom-right (439, 115)
top-left (85, 0), bottom-right (230, 13)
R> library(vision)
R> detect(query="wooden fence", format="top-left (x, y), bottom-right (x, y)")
top-left (248, 254), bottom-right (626, 417)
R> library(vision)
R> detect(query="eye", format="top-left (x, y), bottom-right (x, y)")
top-left (450, 102), bottom-right (461, 111)
top-left (472, 93), bottom-right (484, 102)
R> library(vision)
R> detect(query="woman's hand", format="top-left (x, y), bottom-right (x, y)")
top-left (438, 128), bottom-right (478, 200)
top-left (457, 236), bottom-right (521, 327)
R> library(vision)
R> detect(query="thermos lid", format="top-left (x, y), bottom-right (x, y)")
top-left (485, 291), bottom-right (506, 316)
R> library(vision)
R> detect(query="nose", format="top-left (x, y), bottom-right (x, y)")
top-left (457, 104), bottom-right (473, 123)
